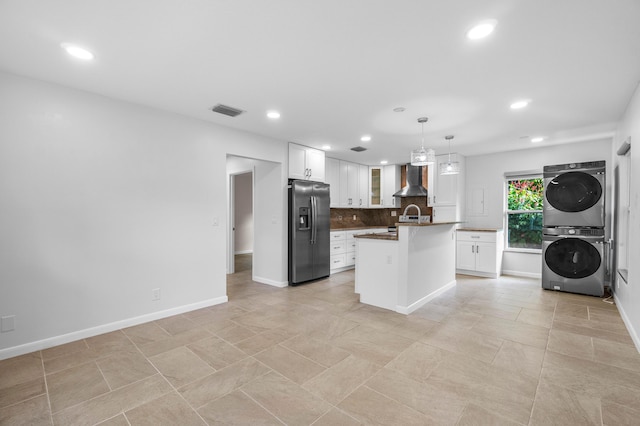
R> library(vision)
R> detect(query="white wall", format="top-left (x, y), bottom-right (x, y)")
top-left (0, 71), bottom-right (287, 359)
top-left (613, 82), bottom-right (640, 350)
top-left (464, 139), bottom-right (613, 277)
top-left (233, 173), bottom-right (253, 254)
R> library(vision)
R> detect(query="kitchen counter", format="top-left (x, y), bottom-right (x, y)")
top-left (354, 222), bottom-right (457, 314)
top-left (457, 227), bottom-right (502, 232)
top-left (353, 221), bottom-right (459, 241)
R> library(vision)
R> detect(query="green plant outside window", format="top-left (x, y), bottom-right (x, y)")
top-left (507, 178), bottom-right (543, 249)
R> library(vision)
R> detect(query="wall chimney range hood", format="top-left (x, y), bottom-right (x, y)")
top-left (393, 164), bottom-right (428, 197)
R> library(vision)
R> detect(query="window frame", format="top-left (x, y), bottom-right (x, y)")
top-left (504, 173), bottom-right (543, 253)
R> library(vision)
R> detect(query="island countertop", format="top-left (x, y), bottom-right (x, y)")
top-left (353, 221), bottom-right (460, 241)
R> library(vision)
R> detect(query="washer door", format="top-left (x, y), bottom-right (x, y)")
top-left (546, 171), bottom-right (602, 213)
top-left (545, 238), bottom-right (601, 279)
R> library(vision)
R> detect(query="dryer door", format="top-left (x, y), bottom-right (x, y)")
top-left (544, 237), bottom-right (601, 279)
top-left (545, 171), bottom-right (602, 213)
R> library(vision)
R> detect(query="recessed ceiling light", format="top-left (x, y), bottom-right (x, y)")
top-left (266, 111), bottom-right (280, 119)
top-left (380, 160), bottom-right (388, 165)
top-left (466, 20), bottom-right (497, 40)
top-left (393, 107), bottom-right (406, 112)
top-left (510, 99), bottom-right (530, 110)
top-left (321, 145), bottom-right (331, 150)
top-left (531, 137), bottom-right (544, 143)
top-left (61, 43), bottom-right (94, 60)
top-left (360, 135), bottom-right (372, 142)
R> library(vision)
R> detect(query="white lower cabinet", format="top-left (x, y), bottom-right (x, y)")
top-left (456, 230), bottom-right (503, 278)
top-left (330, 228), bottom-right (387, 272)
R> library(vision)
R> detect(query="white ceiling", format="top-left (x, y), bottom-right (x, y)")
top-left (1, 0), bottom-right (639, 165)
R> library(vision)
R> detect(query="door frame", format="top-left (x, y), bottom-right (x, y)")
top-left (227, 168), bottom-right (254, 274)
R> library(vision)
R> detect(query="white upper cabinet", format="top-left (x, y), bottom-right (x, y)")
top-left (339, 161), bottom-right (359, 207)
top-left (325, 157), bottom-right (340, 207)
top-left (369, 166), bottom-right (383, 208)
top-left (431, 155), bottom-right (457, 205)
top-left (382, 164), bottom-right (400, 207)
top-left (288, 142), bottom-right (326, 182)
top-left (358, 164), bottom-right (369, 208)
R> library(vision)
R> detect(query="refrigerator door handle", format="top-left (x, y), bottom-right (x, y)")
top-left (311, 195), bottom-right (317, 244)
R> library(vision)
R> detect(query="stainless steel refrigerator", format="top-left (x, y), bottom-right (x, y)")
top-left (288, 180), bottom-right (330, 285)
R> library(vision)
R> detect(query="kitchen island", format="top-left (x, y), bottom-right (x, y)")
top-left (354, 222), bottom-right (457, 314)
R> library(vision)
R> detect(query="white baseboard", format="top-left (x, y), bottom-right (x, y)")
top-left (502, 270), bottom-right (542, 279)
top-left (252, 275), bottom-right (288, 288)
top-left (0, 296), bottom-right (228, 361)
top-left (234, 250), bottom-right (253, 255)
top-left (396, 280), bottom-right (456, 315)
top-left (614, 293), bottom-right (640, 353)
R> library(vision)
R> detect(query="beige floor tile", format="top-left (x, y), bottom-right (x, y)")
top-left (330, 326), bottom-right (413, 366)
top-left (85, 331), bottom-right (136, 355)
top-left (553, 310), bottom-right (630, 335)
top-left (254, 344), bottom-right (326, 385)
top-left (96, 349), bottom-right (157, 390)
top-left (214, 324), bottom-right (258, 343)
top-left (439, 310), bottom-right (483, 330)
top-left (543, 351), bottom-right (640, 393)
top-left (281, 335), bottom-right (350, 368)
top-left (41, 340), bottom-right (88, 361)
top-left (0, 352), bottom-right (45, 409)
top-left (338, 385), bottom-right (430, 425)
top-left (96, 414), bottom-right (130, 426)
top-left (517, 307), bottom-right (554, 328)
top-left (47, 361), bottom-right (110, 413)
top-left (592, 337), bottom-right (640, 372)
top-left (125, 391), bottom-right (205, 425)
top-left (530, 380), bottom-right (601, 425)
top-left (154, 314), bottom-right (197, 336)
top-left (305, 317), bottom-right (360, 341)
top-left (138, 328), bottom-right (212, 357)
top-left (496, 294), bottom-right (557, 312)
top-left (547, 328), bottom-right (594, 361)
top-left (303, 355), bottom-right (380, 404)
top-left (198, 390), bottom-right (282, 425)
top-left (179, 357), bottom-right (271, 408)
top-left (313, 407), bottom-right (361, 426)
top-left (385, 341), bottom-right (447, 382)
top-left (491, 340), bottom-right (545, 379)
top-left (456, 403), bottom-right (522, 426)
top-left (420, 323), bottom-right (504, 363)
top-left (150, 346), bottom-right (215, 388)
top-left (187, 336), bottom-right (248, 370)
top-left (553, 319), bottom-right (634, 346)
top-left (388, 315), bottom-right (439, 339)
top-left (366, 368), bottom-right (466, 424)
top-left (0, 394), bottom-right (51, 426)
top-left (411, 302), bottom-right (454, 322)
top-left (242, 371), bottom-right (331, 425)
top-left (233, 328), bottom-right (296, 356)
top-left (462, 300), bottom-right (522, 320)
top-left (43, 347), bottom-right (101, 374)
top-left (555, 301), bottom-right (589, 320)
top-left (602, 400), bottom-right (640, 426)
top-left (123, 322), bottom-right (172, 346)
top-left (52, 374), bottom-right (172, 425)
top-left (472, 316), bottom-right (550, 349)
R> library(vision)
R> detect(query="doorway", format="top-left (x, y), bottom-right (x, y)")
top-left (232, 171), bottom-right (253, 274)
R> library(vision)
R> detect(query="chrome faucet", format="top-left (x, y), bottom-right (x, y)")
top-left (403, 204), bottom-right (422, 223)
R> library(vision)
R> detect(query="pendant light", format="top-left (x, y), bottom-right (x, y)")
top-left (411, 117), bottom-right (435, 166)
top-left (440, 135), bottom-right (460, 175)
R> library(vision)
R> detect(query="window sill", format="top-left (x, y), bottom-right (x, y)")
top-left (504, 248), bottom-right (542, 254)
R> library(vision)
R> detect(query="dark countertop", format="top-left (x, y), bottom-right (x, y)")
top-left (353, 232), bottom-right (398, 241)
top-left (330, 226), bottom-right (389, 232)
top-left (396, 221), bottom-right (459, 227)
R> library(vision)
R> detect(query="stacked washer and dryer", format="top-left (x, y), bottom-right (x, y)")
top-left (542, 161), bottom-right (607, 296)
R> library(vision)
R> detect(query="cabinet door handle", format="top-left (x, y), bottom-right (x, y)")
top-left (472, 245), bottom-right (474, 253)
top-left (476, 244), bottom-right (479, 253)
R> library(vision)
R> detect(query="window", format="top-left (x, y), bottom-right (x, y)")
top-left (506, 176), bottom-right (543, 250)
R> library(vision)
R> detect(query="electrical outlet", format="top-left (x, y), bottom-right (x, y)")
top-left (391, 211), bottom-right (397, 216)
top-left (338, 215), bottom-right (343, 220)
top-left (352, 215), bottom-right (357, 220)
top-left (152, 288), bottom-right (161, 301)
top-left (386, 255), bottom-right (392, 264)
top-left (212, 217), bottom-right (219, 226)
top-left (1, 315), bottom-right (15, 332)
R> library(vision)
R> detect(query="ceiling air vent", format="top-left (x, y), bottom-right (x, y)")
top-left (351, 146), bottom-right (367, 152)
top-left (211, 104), bottom-right (244, 117)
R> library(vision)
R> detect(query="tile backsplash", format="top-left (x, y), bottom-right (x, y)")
top-left (330, 196), bottom-right (432, 229)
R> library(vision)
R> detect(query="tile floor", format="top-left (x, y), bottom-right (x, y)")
top-left (2, 266), bottom-right (640, 425)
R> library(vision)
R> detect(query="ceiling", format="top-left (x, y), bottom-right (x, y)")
top-left (1, 0), bottom-right (639, 165)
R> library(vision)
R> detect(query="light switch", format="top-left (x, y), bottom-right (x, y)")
top-left (1, 315), bottom-right (15, 332)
